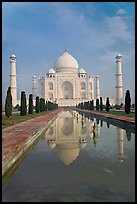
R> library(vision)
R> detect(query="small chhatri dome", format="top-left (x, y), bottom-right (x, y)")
top-left (115, 53), bottom-right (122, 58)
top-left (79, 142), bottom-right (87, 149)
top-left (79, 68), bottom-right (86, 74)
top-left (48, 68), bottom-right (55, 74)
top-left (54, 51), bottom-right (78, 73)
top-left (10, 53), bottom-right (16, 58)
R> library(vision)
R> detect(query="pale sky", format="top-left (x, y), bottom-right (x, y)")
top-left (2, 2), bottom-right (135, 105)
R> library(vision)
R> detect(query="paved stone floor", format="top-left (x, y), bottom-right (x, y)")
top-left (2, 109), bottom-right (62, 161)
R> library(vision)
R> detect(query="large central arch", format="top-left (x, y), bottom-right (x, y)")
top-left (61, 81), bottom-right (73, 99)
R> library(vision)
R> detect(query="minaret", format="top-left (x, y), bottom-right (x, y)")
top-left (115, 53), bottom-right (123, 105)
top-left (117, 128), bottom-right (124, 162)
top-left (96, 75), bottom-right (100, 99)
top-left (32, 76), bottom-right (36, 99)
top-left (10, 53), bottom-right (17, 107)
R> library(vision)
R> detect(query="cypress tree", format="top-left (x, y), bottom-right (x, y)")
top-left (100, 97), bottom-right (103, 111)
top-left (89, 101), bottom-right (92, 110)
top-left (28, 94), bottom-right (33, 114)
top-left (125, 90), bottom-right (131, 114)
top-left (84, 102), bottom-right (88, 110)
top-left (51, 102), bottom-right (53, 110)
top-left (40, 98), bottom-right (43, 112)
top-left (81, 102), bottom-right (84, 109)
top-left (105, 97), bottom-right (110, 112)
top-left (42, 99), bottom-right (44, 111)
top-left (5, 87), bottom-right (12, 118)
top-left (91, 100), bottom-right (94, 110)
top-left (96, 99), bottom-right (99, 111)
top-left (35, 96), bottom-right (39, 113)
top-left (43, 99), bottom-right (45, 111)
top-left (48, 101), bottom-right (52, 110)
top-left (20, 91), bottom-right (27, 116)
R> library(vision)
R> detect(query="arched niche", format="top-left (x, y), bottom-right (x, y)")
top-left (49, 92), bottom-right (53, 100)
top-left (81, 92), bottom-right (86, 99)
top-left (61, 81), bottom-right (73, 99)
top-left (81, 82), bottom-right (86, 90)
top-left (48, 82), bottom-right (53, 90)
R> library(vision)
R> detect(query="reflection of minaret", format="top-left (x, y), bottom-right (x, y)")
top-left (96, 75), bottom-right (100, 99)
top-left (115, 53), bottom-right (123, 105)
top-left (117, 128), bottom-right (124, 162)
top-left (10, 53), bottom-right (17, 107)
top-left (32, 76), bottom-right (36, 99)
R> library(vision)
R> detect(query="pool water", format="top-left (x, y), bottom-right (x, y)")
top-left (2, 110), bottom-right (135, 202)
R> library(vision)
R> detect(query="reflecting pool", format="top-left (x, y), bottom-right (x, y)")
top-left (2, 110), bottom-right (135, 202)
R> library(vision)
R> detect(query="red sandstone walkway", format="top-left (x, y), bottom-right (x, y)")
top-left (2, 109), bottom-right (62, 161)
top-left (77, 109), bottom-right (135, 123)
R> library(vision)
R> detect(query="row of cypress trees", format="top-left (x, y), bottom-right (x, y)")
top-left (77, 96), bottom-right (110, 112)
top-left (77, 90), bottom-right (131, 113)
top-left (5, 88), bottom-right (58, 117)
top-left (20, 93), bottom-right (58, 116)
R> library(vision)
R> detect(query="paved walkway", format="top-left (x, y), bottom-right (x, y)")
top-left (76, 109), bottom-right (135, 123)
top-left (2, 109), bottom-right (62, 161)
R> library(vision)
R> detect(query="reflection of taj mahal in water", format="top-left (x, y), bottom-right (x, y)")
top-left (45, 111), bottom-right (125, 165)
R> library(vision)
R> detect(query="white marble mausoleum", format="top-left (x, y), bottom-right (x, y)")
top-left (39, 51), bottom-right (94, 107)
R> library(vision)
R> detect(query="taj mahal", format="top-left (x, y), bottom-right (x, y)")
top-left (38, 51), bottom-right (94, 107)
top-left (9, 50), bottom-right (123, 107)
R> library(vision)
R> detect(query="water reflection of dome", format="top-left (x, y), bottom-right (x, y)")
top-left (62, 118), bottom-right (73, 136)
top-left (54, 144), bottom-right (80, 166)
top-left (79, 138), bottom-right (87, 143)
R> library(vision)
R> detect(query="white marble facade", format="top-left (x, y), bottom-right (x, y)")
top-left (39, 51), bottom-right (94, 106)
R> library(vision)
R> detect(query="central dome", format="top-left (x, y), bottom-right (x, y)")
top-left (54, 51), bottom-right (78, 73)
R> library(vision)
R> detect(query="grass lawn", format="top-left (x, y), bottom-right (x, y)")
top-left (94, 110), bottom-right (135, 118)
top-left (2, 110), bottom-right (52, 129)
